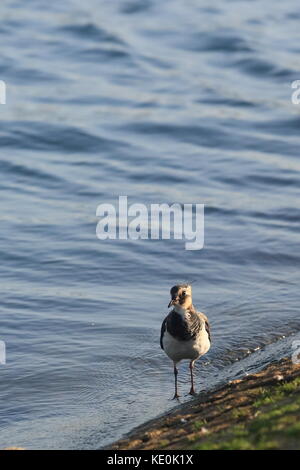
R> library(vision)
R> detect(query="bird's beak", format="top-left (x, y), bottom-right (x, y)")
top-left (168, 297), bottom-right (178, 308)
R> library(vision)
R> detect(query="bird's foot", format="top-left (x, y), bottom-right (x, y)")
top-left (189, 388), bottom-right (196, 396)
top-left (172, 393), bottom-right (180, 400)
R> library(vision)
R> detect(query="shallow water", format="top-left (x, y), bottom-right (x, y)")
top-left (0, 0), bottom-right (300, 449)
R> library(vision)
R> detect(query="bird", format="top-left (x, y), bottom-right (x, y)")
top-left (160, 284), bottom-right (211, 399)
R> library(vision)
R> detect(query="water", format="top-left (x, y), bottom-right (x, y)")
top-left (1, 0), bottom-right (300, 449)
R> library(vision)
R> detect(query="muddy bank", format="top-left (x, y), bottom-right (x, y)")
top-left (108, 357), bottom-right (300, 450)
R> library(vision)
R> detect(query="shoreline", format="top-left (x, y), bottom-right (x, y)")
top-left (108, 356), bottom-right (300, 450)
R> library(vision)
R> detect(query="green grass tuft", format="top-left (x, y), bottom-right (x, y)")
top-left (191, 374), bottom-right (300, 450)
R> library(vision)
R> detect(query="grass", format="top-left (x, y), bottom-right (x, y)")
top-left (192, 376), bottom-right (300, 450)
top-left (231, 407), bottom-right (251, 419)
top-left (193, 419), bottom-right (207, 431)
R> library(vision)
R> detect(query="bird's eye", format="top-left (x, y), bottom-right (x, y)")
top-left (182, 291), bottom-right (186, 296)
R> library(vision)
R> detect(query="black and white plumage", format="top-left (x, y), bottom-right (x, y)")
top-left (160, 284), bottom-right (211, 399)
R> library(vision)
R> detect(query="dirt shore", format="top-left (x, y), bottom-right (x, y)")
top-left (109, 357), bottom-right (300, 450)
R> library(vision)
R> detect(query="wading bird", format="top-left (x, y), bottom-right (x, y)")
top-left (160, 284), bottom-right (211, 399)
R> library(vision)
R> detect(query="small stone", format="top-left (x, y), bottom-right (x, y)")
top-left (274, 374), bottom-right (284, 381)
top-left (200, 427), bottom-right (209, 435)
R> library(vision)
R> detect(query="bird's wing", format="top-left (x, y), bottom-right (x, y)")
top-left (197, 312), bottom-right (211, 343)
top-left (160, 316), bottom-right (168, 350)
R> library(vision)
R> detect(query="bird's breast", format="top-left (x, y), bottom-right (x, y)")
top-left (166, 311), bottom-right (200, 341)
top-left (162, 329), bottom-right (210, 362)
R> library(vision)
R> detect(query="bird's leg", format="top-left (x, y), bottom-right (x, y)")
top-left (189, 360), bottom-right (196, 395)
top-left (172, 363), bottom-right (180, 399)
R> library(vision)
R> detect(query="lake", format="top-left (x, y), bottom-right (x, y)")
top-left (0, 0), bottom-right (300, 449)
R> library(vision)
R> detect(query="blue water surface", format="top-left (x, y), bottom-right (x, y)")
top-left (0, 0), bottom-right (300, 449)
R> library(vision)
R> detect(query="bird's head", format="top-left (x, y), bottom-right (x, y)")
top-left (168, 284), bottom-right (192, 309)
